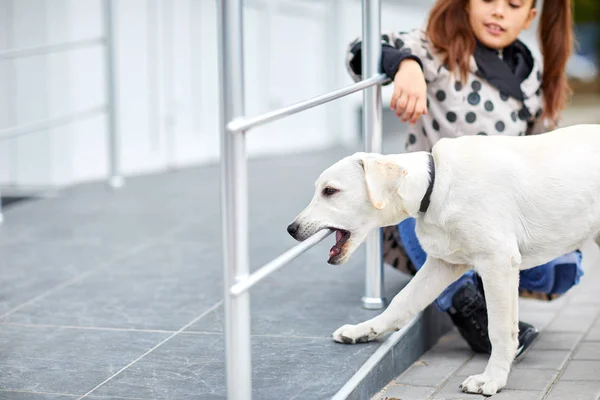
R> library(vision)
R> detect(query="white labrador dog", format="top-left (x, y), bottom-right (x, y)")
top-left (287, 123), bottom-right (600, 396)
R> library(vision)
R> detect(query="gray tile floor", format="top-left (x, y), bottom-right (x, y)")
top-left (0, 135), bottom-right (421, 400)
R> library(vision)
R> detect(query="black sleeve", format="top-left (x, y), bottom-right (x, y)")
top-left (348, 41), bottom-right (423, 80)
top-left (345, 29), bottom-right (441, 84)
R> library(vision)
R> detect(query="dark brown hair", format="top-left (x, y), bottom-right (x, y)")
top-left (425, 0), bottom-right (574, 125)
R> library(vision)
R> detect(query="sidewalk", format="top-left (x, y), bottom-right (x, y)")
top-left (372, 238), bottom-right (600, 400)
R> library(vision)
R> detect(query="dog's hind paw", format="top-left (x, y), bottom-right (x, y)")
top-left (332, 322), bottom-right (382, 344)
top-left (460, 373), bottom-right (504, 396)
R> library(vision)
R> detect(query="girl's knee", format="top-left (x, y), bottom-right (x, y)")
top-left (519, 250), bottom-right (584, 300)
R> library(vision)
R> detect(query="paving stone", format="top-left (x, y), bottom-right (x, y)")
top-left (457, 350), bottom-right (569, 377)
top-left (513, 350), bottom-right (570, 370)
top-left (3, 242), bottom-right (225, 331)
top-left (574, 342), bottom-right (600, 360)
top-left (518, 296), bottom-right (570, 313)
top-left (486, 390), bottom-right (543, 400)
top-left (531, 332), bottom-right (583, 351)
top-left (586, 327), bottom-right (600, 342)
top-left (503, 369), bottom-right (558, 392)
top-left (431, 376), bottom-right (485, 400)
top-left (394, 341), bottom-right (472, 387)
top-left (545, 315), bottom-right (596, 333)
top-left (545, 380), bottom-right (600, 400)
top-left (572, 305), bottom-right (600, 317)
top-left (375, 384), bottom-right (436, 400)
top-left (561, 361), bottom-right (600, 381)
top-left (570, 291), bottom-right (600, 305)
top-left (455, 354), bottom-right (489, 377)
top-left (431, 376), bottom-right (486, 400)
top-left (519, 311), bottom-right (559, 331)
top-left (457, 363), bottom-right (557, 392)
top-left (435, 330), bottom-right (472, 350)
top-left (545, 305), bottom-right (600, 333)
top-left (0, 325), bottom-right (168, 396)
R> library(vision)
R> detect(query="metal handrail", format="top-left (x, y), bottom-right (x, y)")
top-left (102, 0), bottom-right (123, 189)
top-left (230, 229), bottom-right (334, 296)
top-left (360, 0), bottom-right (385, 311)
top-left (219, 0), bottom-right (384, 398)
top-left (0, 37), bottom-right (105, 60)
top-left (0, 106), bottom-right (106, 141)
top-left (227, 73), bottom-right (388, 133)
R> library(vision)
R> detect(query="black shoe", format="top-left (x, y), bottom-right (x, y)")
top-left (447, 283), bottom-right (539, 358)
top-left (515, 321), bottom-right (539, 360)
top-left (447, 283), bottom-right (491, 353)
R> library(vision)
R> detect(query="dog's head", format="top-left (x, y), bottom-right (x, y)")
top-left (287, 151), bottom-right (425, 265)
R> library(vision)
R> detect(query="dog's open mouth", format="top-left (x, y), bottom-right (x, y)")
top-left (329, 229), bottom-right (351, 262)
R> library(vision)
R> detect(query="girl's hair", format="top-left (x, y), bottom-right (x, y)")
top-left (425, 0), bottom-right (574, 124)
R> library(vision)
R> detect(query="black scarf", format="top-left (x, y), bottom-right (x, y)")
top-left (473, 39), bottom-right (534, 102)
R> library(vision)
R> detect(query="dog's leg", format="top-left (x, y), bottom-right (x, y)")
top-left (333, 257), bottom-right (469, 344)
top-left (460, 257), bottom-right (520, 396)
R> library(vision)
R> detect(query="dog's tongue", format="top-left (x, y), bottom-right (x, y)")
top-left (329, 247), bottom-right (341, 258)
top-left (330, 230), bottom-right (344, 259)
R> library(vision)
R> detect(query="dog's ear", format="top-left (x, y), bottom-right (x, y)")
top-left (396, 169), bottom-right (414, 201)
top-left (361, 157), bottom-right (403, 210)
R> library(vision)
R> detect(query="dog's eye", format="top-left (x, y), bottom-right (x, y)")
top-left (322, 187), bottom-right (339, 197)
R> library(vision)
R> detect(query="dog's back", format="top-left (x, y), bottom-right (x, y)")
top-left (432, 124), bottom-right (600, 267)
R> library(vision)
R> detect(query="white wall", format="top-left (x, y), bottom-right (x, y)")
top-left (0, 0), bottom-right (435, 189)
top-left (0, 0), bottom-right (107, 187)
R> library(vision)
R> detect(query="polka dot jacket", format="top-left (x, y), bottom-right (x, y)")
top-left (346, 29), bottom-right (551, 153)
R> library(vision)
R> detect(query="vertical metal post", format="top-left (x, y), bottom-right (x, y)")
top-left (0, 192), bottom-right (3, 224)
top-left (103, 0), bottom-right (124, 188)
top-left (217, 0), bottom-right (252, 399)
top-left (361, 0), bottom-right (385, 310)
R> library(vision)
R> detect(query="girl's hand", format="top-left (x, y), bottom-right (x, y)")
top-left (390, 59), bottom-right (428, 125)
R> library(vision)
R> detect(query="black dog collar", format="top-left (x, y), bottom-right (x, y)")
top-left (419, 154), bottom-right (435, 213)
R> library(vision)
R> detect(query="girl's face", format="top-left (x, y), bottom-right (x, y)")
top-left (467, 0), bottom-right (537, 49)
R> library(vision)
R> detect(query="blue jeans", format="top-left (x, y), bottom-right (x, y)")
top-left (397, 218), bottom-right (584, 312)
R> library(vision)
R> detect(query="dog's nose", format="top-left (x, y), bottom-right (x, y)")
top-left (287, 222), bottom-right (299, 237)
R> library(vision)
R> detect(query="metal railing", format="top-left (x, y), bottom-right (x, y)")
top-left (218, 0), bottom-right (387, 398)
top-left (0, 0), bottom-right (123, 224)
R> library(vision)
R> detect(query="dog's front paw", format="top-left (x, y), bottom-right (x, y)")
top-left (332, 322), bottom-right (382, 344)
top-left (460, 373), bottom-right (505, 396)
